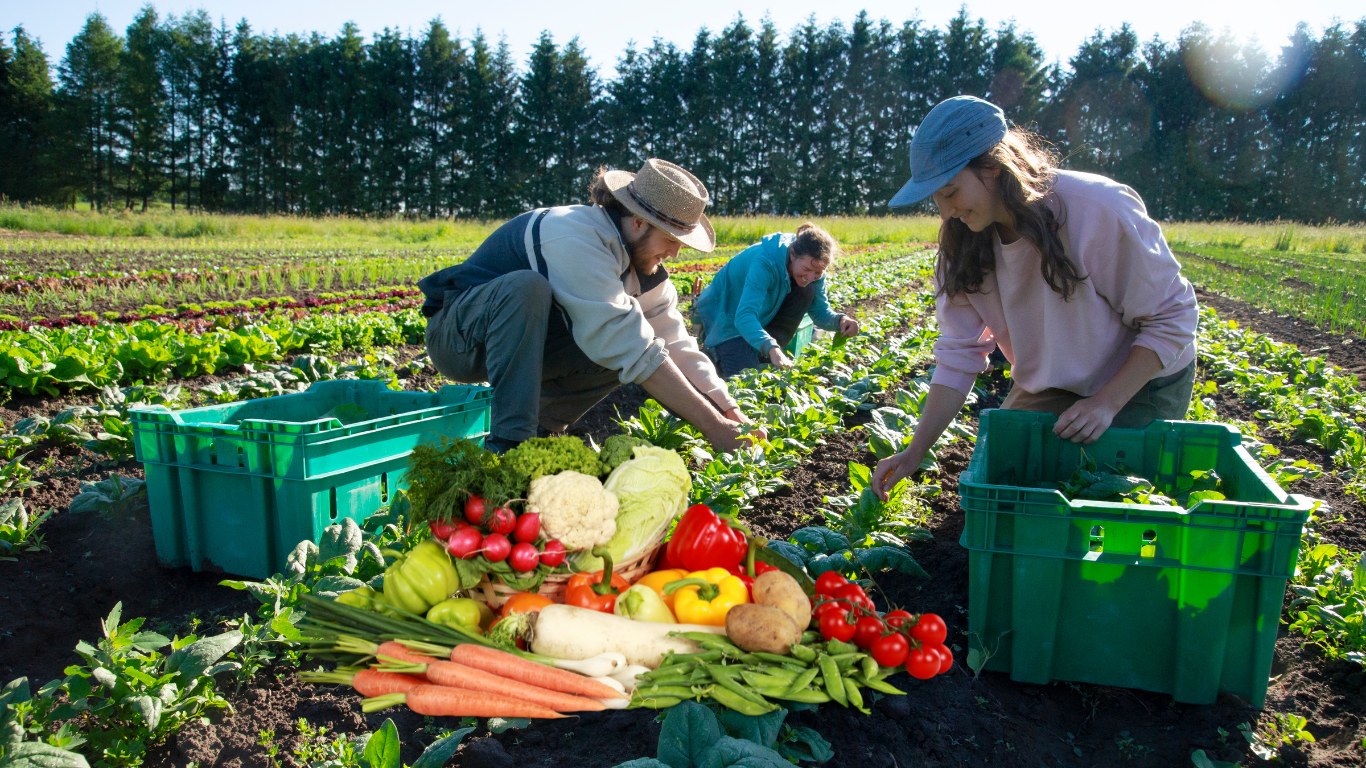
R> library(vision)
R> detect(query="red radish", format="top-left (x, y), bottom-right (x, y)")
top-left (489, 507), bottom-right (517, 536)
top-left (509, 542), bottom-right (540, 572)
top-left (513, 513), bottom-right (541, 543)
top-left (483, 533), bottom-right (512, 562)
top-left (464, 495), bottom-right (488, 525)
top-left (446, 527), bottom-right (482, 560)
top-left (540, 540), bottom-right (567, 567)
top-left (429, 519), bottom-right (458, 540)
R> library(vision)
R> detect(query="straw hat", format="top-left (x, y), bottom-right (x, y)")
top-left (603, 159), bottom-right (716, 252)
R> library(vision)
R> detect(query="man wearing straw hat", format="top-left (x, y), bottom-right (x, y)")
top-left (419, 159), bottom-right (762, 454)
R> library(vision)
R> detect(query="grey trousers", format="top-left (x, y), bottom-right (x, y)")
top-left (425, 271), bottom-right (621, 441)
top-left (1000, 360), bottom-right (1198, 428)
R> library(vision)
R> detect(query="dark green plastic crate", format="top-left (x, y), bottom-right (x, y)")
top-left (959, 409), bottom-right (1313, 707)
top-left (131, 380), bottom-right (491, 579)
top-left (783, 316), bottom-right (816, 360)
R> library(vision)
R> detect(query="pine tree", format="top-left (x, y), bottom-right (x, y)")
top-left (57, 13), bottom-right (124, 210)
top-left (120, 6), bottom-right (169, 210)
top-left (0, 27), bottom-right (56, 203)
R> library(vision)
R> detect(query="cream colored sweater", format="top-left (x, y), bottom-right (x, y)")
top-left (931, 170), bottom-right (1198, 397)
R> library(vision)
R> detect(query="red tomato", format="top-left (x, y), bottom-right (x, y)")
top-left (834, 584), bottom-right (875, 616)
top-left (429, 519), bottom-right (458, 540)
top-left (813, 597), bottom-right (849, 619)
top-left (464, 495), bottom-right (488, 526)
top-left (906, 646), bottom-right (940, 679)
top-left (884, 610), bottom-right (913, 630)
top-left (539, 540), bottom-right (567, 567)
top-left (445, 527), bottom-right (482, 560)
top-left (853, 615), bottom-right (886, 650)
top-left (910, 613), bottom-right (948, 646)
top-left (488, 507), bottom-right (517, 536)
top-left (927, 643), bottom-right (953, 674)
top-left (818, 608), bottom-right (856, 643)
top-left (871, 632), bottom-right (909, 667)
top-left (508, 542), bottom-right (540, 572)
top-left (513, 513), bottom-right (541, 543)
top-left (482, 533), bottom-right (511, 562)
top-left (814, 571), bottom-right (849, 596)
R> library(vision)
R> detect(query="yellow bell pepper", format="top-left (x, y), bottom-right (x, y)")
top-left (664, 567), bottom-right (750, 626)
top-left (635, 568), bottom-right (688, 610)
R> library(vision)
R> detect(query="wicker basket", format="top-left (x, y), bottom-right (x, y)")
top-left (470, 528), bottom-right (669, 610)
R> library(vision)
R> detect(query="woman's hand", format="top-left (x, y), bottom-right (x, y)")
top-left (838, 315), bottom-right (860, 337)
top-left (1053, 397), bottom-right (1120, 444)
top-left (768, 347), bottom-right (794, 369)
top-left (871, 449), bottom-right (923, 502)
top-left (724, 407), bottom-right (768, 443)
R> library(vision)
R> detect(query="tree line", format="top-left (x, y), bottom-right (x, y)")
top-left (1, 8), bottom-right (1363, 222)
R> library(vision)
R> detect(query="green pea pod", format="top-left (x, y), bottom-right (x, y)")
top-left (643, 673), bottom-right (692, 688)
top-left (861, 657), bottom-right (879, 680)
top-left (747, 666), bottom-right (798, 682)
top-left (674, 631), bottom-right (739, 647)
top-left (739, 671), bottom-right (791, 690)
top-left (710, 686), bottom-right (776, 715)
top-left (801, 631), bottom-right (823, 644)
top-left (789, 644), bottom-right (817, 663)
top-left (818, 655), bottom-right (847, 707)
top-left (637, 685), bottom-right (699, 699)
top-left (752, 652), bottom-right (799, 665)
top-left (631, 694), bottom-right (683, 710)
top-left (690, 649), bottom-right (726, 663)
top-left (853, 673), bottom-right (906, 696)
top-left (830, 653), bottom-right (865, 673)
top-left (704, 665), bottom-right (770, 707)
top-left (843, 678), bottom-right (869, 714)
top-left (737, 653), bottom-right (764, 665)
top-left (785, 666), bottom-right (821, 696)
top-left (781, 662), bottom-right (810, 674)
top-left (826, 639), bottom-right (857, 655)
top-left (771, 688), bottom-right (831, 704)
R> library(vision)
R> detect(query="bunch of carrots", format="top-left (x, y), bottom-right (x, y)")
top-left (301, 640), bottom-right (625, 719)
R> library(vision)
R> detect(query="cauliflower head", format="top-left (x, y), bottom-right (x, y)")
top-left (527, 470), bottom-right (619, 551)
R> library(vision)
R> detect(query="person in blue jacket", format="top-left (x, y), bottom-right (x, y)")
top-left (694, 222), bottom-right (860, 378)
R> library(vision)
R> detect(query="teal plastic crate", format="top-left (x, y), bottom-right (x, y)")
top-left (783, 316), bottom-right (816, 360)
top-left (959, 409), bottom-right (1314, 707)
top-left (132, 380), bottom-right (491, 578)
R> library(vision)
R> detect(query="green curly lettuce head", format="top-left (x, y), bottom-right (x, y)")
top-left (503, 436), bottom-right (607, 480)
top-left (570, 446), bottom-right (691, 572)
top-left (600, 435), bottom-right (654, 472)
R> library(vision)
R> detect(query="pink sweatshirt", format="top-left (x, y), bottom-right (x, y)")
top-left (930, 170), bottom-right (1198, 397)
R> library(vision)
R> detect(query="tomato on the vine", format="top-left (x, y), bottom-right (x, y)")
top-left (870, 632), bottom-right (909, 667)
top-left (910, 613), bottom-right (947, 646)
top-left (906, 646), bottom-right (940, 679)
top-left (928, 643), bottom-right (953, 674)
top-left (814, 571), bottom-right (849, 596)
top-left (834, 583), bottom-right (875, 615)
top-left (818, 608), bottom-right (856, 642)
top-left (853, 615), bottom-right (886, 649)
top-left (884, 609), bottom-right (913, 630)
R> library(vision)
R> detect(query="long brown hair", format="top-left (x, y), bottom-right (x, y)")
top-left (587, 165), bottom-right (630, 219)
top-left (790, 222), bottom-right (839, 267)
top-left (936, 129), bottom-right (1085, 300)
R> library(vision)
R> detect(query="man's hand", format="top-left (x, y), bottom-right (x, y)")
top-left (838, 315), bottom-right (860, 337)
top-left (1053, 397), bottom-right (1120, 444)
top-left (724, 407), bottom-right (768, 443)
top-left (768, 347), bottom-right (794, 369)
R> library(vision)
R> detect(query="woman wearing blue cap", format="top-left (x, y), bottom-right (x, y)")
top-left (871, 95), bottom-right (1199, 499)
top-left (694, 222), bottom-right (860, 378)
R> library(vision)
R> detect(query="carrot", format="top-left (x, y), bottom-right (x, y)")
top-left (384, 660), bottom-right (605, 712)
top-left (376, 641), bottom-right (440, 667)
top-left (362, 684), bottom-right (566, 718)
top-left (298, 668), bottom-right (425, 698)
top-left (450, 644), bottom-right (625, 699)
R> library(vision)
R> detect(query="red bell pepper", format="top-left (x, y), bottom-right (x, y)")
top-left (666, 504), bottom-right (749, 572)
top-left (724, 537), bottom-right (778, 599)
top-left (565, 545), bottom-right (630, 613)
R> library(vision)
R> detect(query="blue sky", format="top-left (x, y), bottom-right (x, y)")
top-left (5, 0), bottom-right (1361, 75)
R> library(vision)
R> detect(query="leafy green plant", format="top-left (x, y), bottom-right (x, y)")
top-left (1240, 714), bottom-right (1316, 761)
top-left (0, 678), bottom-right (89, 768)
top-left (68, 475), bottom-right (147, 517)
top-left (0, 499), bottom-right (53, 560)
top-left (611, 701), bottom-right (831, 767)
top-left (1286, 543), bottom-right (1365, 665)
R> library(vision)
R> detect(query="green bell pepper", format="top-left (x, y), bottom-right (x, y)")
top-left (613, 584), bottom-right (677, 623)
top-left (381, 540), bottom-right (459, 614)
top-left (426, 598), bottom-right (484, 633)
top-left (335, 585), bottom-right (378, 610)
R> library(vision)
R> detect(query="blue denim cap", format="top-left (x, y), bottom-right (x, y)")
top-left (889, 96), bottom-right (1008, 207)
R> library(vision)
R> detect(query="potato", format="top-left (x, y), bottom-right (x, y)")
top-left (753, 570), bottom-right (811, 630)
top-left (725, 603), bottom-right (801, 655)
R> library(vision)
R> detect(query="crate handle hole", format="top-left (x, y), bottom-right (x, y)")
top-left (381, 472), bottom-right (389, 503)
top-left (1088, 525), bottom-right (1105, 553)
top-left (237, 446), bottom-right (245, 468)
top-left (1115, 450), bottom-right (1126, 459)
top-left (330, 487), bottom-right (338, 521)
top-left (1141, 529), bottom-right (1157, 558)
top-left (209, 445), bottom-right (217, 465)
